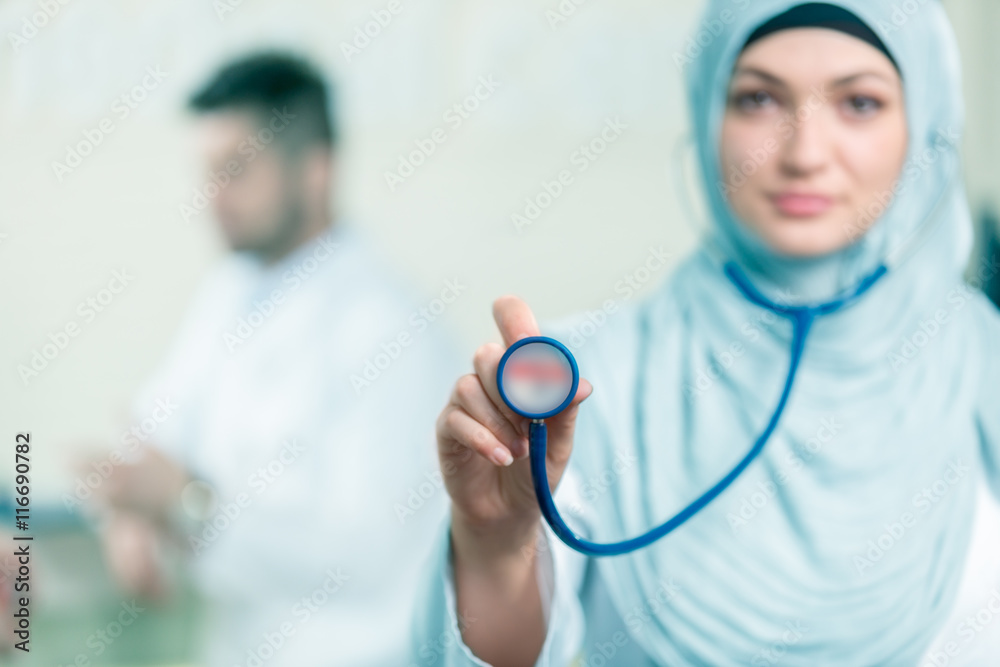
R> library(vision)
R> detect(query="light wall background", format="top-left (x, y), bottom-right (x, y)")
top-left (0, 0), bottom-right (997, 507)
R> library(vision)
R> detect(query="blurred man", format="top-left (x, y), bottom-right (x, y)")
top-left (93, 53), bottom-right (460, 666)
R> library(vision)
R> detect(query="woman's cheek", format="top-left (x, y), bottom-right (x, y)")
top-left (718, 122), bottom-right (743, 172)
top-left (841, 121), bottom-right (907, 196)
top-left (720, 122), bottom-right (776, 185)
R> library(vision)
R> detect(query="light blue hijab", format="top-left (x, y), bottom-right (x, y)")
top-left (411, 1), bottom-right (1000, 664)
top-left (552, 0), bottom-right (1000, 663)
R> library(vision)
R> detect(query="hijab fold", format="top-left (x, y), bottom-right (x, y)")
top-left (553, 1), bottom-right (988, 663)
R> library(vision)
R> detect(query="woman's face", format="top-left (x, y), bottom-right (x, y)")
top-left (719, 28), bottom-right (907, 257)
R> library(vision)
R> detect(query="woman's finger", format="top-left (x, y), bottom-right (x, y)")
top-left (471, 342), bottom-right (534, 443)
top-left (492, 295), bottom-right (540, 347)
top-left (451, 371), bottom-right (530, 459)
top-left (440, 405), bottom-right (516, 467)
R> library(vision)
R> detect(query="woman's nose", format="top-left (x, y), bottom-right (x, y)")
top-left (778, 108), bottom-right (831, 177)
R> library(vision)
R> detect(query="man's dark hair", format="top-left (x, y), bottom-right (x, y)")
top-left (189, 51), bottom-right (336, 150)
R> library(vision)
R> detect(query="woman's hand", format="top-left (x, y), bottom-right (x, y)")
top-left (437, 295), bottom-right (593, 547)
top-left (435, 295), bottom-right (593, 667)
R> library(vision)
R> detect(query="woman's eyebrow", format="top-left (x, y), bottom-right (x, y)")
top-left (731, 67), bottom-right (894, 87)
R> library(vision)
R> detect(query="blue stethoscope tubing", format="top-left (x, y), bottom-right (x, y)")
top-left (526, 129), bottom-right (957, 556)
top-left (526, 259), bottom-right (888, 557)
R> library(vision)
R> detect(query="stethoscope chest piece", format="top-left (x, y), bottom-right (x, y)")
top-left (496, 336), bottom-right (579, 420)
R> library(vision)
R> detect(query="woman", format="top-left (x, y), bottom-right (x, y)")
top-left (415, 1), bottom-right (1000, 665)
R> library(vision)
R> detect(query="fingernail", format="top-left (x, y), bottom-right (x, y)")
top-left (491, 446), bottom-right (513, 466)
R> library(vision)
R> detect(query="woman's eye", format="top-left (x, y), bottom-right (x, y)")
top-left (844, 95), bottom-right (883, 116)
top-left (732, 90), bottom-right (775, 112)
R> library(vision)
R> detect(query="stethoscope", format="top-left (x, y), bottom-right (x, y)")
top-left (495, 135), bottom-right (959, 558)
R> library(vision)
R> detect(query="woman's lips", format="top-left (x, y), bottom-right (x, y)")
top-left (770, 192), bottom-right (834, 217)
